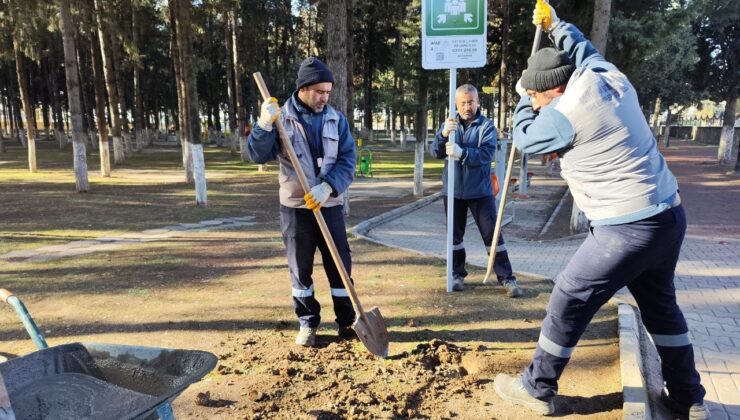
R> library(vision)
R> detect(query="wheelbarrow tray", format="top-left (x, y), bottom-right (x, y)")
top-left (0, 342), bottom-right (217, 420)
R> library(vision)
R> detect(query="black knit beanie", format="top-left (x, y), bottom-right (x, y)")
top-left (520, 48), bottom-right (575, 92)
top-left (295, 57), bottom-right (335, 90)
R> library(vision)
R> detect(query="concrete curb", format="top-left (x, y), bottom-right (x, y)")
top-left (616, 300), bottom-right (651, 419)
top-left (352, 192), bottom-right (442, 239)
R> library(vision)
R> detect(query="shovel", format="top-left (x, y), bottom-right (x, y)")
top-left (253, 72), bottom-right (389, 358)
top-left (483, 4), bottom-right (546, 284)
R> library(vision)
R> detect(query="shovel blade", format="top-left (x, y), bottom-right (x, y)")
top-left (352, 306), bottom-right (389, 358)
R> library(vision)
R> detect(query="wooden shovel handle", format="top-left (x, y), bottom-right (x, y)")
top-left (252, 72), bottom-right (367, 318)
top-left (483, 23), bottom-right (544, 283)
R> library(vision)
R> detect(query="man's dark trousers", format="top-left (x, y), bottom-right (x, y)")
top-left (443, 195), bottom-right (515, 282)
top-left (280, 204), bottom-right (355, 329)
top-left (522, 205), bottom-right (706, 406)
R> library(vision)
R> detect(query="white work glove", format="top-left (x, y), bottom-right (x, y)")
top-left (515, 77), bottom-right (526, 97)
top-left (304, 182), bottom-right (333, 210)
top-left (442, 118), bottom-right (459, 138)
top-left (257, 97), bottom-right (281, 131)
top-left (446, 142), bottom-right (464, 160)
top-left (533, 0), bottom-right (560, 32)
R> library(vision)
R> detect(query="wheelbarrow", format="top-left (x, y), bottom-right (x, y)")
top-left (0, 289), bottom-right (217, 419)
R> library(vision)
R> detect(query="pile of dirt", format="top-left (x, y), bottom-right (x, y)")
top-left (197, 332), bottom-right (488, 419)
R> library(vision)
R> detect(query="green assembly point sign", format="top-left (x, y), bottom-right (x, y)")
top-left (425, 0), bottom-right (485, 36)
top-left (421, 0), bottom-right (487, 70)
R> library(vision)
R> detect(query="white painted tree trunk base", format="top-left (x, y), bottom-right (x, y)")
top-left (88, 131), bottom-right (98, 151)
top-left (135, 129), bottom-right (144, 152)
top-left (73, 140), bottom-right (90, 192)
top-left (26, 130), bottom-right (36, 173)
top-left (570, 202), bottom-right (589, 234)
top-left (99, 139), bottom-right (111, 177)
top-left (239, 135), bottom-right (248, 162)
top-left (413, 135), bottom-right (425, 197)
top-left (181, 134), bottom-right (194, 183)
top-left (56, 130), bottom-right (66, 150)
top-left (112, 136), bottom-right (125, 164)
top-left (718, 126), bottom-right (734, 164)
top-left (124, 133), bottom-right (134, 156)
top-left (191, 143), bottom-right (207, 206)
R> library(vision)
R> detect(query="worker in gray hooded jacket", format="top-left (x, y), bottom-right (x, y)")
top-left (247, 57), bottom-right (356, 348)
top-left (492, 3), bottom-right (708, 420)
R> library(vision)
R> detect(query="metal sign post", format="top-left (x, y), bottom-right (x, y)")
top-left (445, 69), bottom-right (457, 293)
top-left (422, 0), bottom-right (487, 292)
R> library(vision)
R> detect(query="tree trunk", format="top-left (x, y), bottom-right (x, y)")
top-left (327, 0), bottom-right (353, 214)
top-left (169, 0), bottom-right (192, 182)
top-left (718, 94), bottom-right (737, 164)
top-left (172, 0), bottom-right (207, 205)
top-left (327, 0), bottom-right (350, 117)
top-left (497, 0), bottom-right (509, 132)
top-left (90, 1), bottom-right (110, 176)
top-left (113, 41), bottom-right (132, 157)
top-left (590, 0), bottom-right (611, 55)
top-left (651, 97), bottom-right (662, 137)
top-left (345, 0), bottom-right (354, 134)
top-left (94, 0), bottom-right (125, 164)
top-left (132, 6), bottom-right (144, 152)
top-left (390, 108), bottom-right (396, 144)
top-left (413, 76), bottom-right (428, 197)
top-left (73, 22), bottom-right (94, 152)
top-left (224, 10), bottom-right (237, 155)
top-left (230, 9), bottom-right (249, 164)
top-left (663, 108), bottom-right (672, 148)
top-left (59, 0), bottom-right (90, 192)
top-left (12, 28), bottom-right (37, 172)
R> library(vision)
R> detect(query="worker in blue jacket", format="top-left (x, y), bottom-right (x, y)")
top-left (429, 84), bottom-right (523, 297)
top-left (492, 4), bottom-right (708, 420)
top-left (247, 57), bottom-right (356, 348)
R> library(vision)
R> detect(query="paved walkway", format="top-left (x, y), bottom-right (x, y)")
top-left (364, 140), bottom-right (740, 419)
top-left (0, 216), bottom-right (256, 263)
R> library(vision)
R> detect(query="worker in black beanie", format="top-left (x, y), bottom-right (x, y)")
top-left (296, 57), bottom-right (335, 90)
top-left (247, 57), bottom-right (357, 348)
top-left (492, 2), bottom-right (708, 419)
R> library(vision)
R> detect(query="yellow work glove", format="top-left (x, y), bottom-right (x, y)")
top-left (257, 97), bottom-right (281, 131)
top-left (533, 0), bottom-right (559, 32)
top-left (304, 182), bottom-right (333, 210)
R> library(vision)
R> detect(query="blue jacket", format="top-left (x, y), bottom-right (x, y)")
top-left (512, 22), bottom-right (678, 225)
top-left (247, 93), bottom-right (355, 208)
top-left (429, 111), bottom-right (497, 200)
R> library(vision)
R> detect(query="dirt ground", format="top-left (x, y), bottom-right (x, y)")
top-left (0, 143), bottom-right (621, 419)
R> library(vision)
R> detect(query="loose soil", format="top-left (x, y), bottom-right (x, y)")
top-left (0, 143), bottom-right (621, 419)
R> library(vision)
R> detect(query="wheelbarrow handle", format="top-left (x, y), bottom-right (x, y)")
top-left (0, 289), bottom-right (13, 303)
top-left (0, 288), bottom-right (48, 350)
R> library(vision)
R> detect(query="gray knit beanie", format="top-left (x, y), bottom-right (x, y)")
top-left (520, 48), bottom-right (575, 92)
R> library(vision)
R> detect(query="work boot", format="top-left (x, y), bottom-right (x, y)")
top-left (493, 373), bottom-right (554, 416)
top-left (338, 325), bottom-right (357, 340)
top-left (295, 327), bottom-right (317, 347)
top-left (503, 279), bottom-right (523, 298)
top-left (452, 275), bottom-right (465, 291)
top-left (661, 389), bottom-right (711, 420)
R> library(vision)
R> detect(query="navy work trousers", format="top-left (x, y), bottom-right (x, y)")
top-left (443, 195), bottom-right (515, 282)
top-left (280, 205), bottom-right (355, 329)
top-left (523, 205), bottom-right (705, 406)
